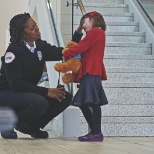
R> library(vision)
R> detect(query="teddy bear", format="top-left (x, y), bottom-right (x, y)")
top-left (54, 40), bottom-right (81, 84)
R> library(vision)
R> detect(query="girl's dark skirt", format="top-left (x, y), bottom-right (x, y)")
top-left (71, 74), bottom-right (108, 107)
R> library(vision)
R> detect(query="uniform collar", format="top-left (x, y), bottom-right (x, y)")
top-left (25, 42), bottom-right (36, 53)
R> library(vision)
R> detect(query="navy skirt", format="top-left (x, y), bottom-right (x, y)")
top-left (71, 74), bottom-right (108, 107)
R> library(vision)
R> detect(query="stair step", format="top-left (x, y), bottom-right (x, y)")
top-left (107, 22), bottom-right (139, 26)
top-left (104, 67), bottom-right (154, 84)
top-left (74, 13), bottom-right (134, 23)
top-left (106, 42), bottom-right (151, 47)
top-left (103, 12), bottom-right (134, 16)
top-left (106, 67), bottom-right (154, 73)
top-left (80, 117), bottom-right (154, 136)
top-left (106, 32), bottom-right (145, 43)
top-left (83, 3), bottom-right (127, 7)
top-left (104, 82), bottom-right (154, 88)
top-left (80, 32), bottom-right (145, 43)
top-left (81, 105), bottom-right (154, 116)
top-left (73, 22), bottom-right (139, 32)
top-left (101, 117), bottom-right (154, 124)
top-left (103, 105), bottom-right (154, 116)
top-left (104, 54), bottom-right (154, 59)
top-left (106, 32), bottom-right (145, 36)
top-left (104, 55), bottom-right (154, 68)
top-left (82, 0), bottom-right (124, 4)
top-left (106, 43), bottom-right (152, 55)
top-left (104, 87), bottom-right (154, 101)
top-left (106, 72), bottom-right (154, 83)
top-left (75, 4), bottom-right (128, 14)
top-left (106, 99), bottom-right (154, 105)
top-left (105, 42), bottom-right (151, 55)
top-left (107, 22), bottom-right (139, 32)
top-left (104, 13), bottom-right (134, 22)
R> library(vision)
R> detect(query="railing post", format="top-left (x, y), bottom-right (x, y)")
top-left (72, 0), bottom-right (74, 38)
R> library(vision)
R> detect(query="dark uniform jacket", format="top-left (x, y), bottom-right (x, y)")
top-left (0, 31), bottom-right (83, 96)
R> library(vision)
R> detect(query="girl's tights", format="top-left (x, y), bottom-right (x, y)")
top-left (79, 104), bottom-right (102, 135)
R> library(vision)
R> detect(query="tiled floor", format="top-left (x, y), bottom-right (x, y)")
top-left (0, 131), bottom-right (154, 154)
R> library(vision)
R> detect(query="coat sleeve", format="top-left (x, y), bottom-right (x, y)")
top-left (39, 40), bottom-right (63, 61)
top-left (63, 29), bottom-right (98, 60)
top-left (72, 31), bottom-right (83, 43)
top-left (3, 50), bottom-right (48, 96)
top-left (41, 31), bottom-right (83, 61)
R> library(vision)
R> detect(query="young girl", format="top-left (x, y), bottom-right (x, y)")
top-left (63, 11), bottom-right (108, 142)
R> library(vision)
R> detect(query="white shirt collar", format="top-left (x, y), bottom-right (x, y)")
top-left (25, 42), bottom-right (36, 53)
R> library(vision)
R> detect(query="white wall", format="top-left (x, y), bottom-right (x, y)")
top-left (0, 0), bottom-right (29, 60)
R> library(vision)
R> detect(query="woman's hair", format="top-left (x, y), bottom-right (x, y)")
top-left (81, 11), bottom-right (106, 31)
top-left (9, 12), bottom-right (31, 46)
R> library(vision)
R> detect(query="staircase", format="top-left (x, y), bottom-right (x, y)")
top-left (73, 0), bottom-right (154, 136)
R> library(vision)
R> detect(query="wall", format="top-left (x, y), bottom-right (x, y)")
top-left (0, 0), bottom-right (29, 60)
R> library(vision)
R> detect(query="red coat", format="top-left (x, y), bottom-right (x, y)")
top-left (64, 28), bottom-right (107, 82)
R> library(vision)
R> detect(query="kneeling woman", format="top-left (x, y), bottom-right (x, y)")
top-left (0, 13), bottom-right (82, 139)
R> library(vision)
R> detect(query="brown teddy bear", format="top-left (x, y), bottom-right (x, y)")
top-left (54, 40), bottom-right (81, 84)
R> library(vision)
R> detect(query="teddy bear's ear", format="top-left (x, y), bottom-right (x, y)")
top-left (62, 48), bottom-right (69, 54)
top-left (66, 40), bottom-right (78, 48)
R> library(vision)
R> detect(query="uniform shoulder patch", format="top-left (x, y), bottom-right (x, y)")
top-left (5, 52), bottom-right (15, 63)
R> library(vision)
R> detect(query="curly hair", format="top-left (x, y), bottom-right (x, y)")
top-left (9, 13), bottom-right (31, 46)
top-left (81, 11), bottom-right (106, 31)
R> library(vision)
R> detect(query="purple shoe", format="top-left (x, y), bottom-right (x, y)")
top-left (78, 133), bottom-right (104, 142)
top-left (78, 133), bottom-right (91, 141)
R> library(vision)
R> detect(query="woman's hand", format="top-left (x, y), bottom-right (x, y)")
top-left (47, 87), bottom-right (66, 102)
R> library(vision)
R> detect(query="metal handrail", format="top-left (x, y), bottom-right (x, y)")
top-left (68, 0), bottom-right (86, 15)
top-left (47, 0), bottom-right (60, 47)
top-left (136, 0), bottom-right (154, 27)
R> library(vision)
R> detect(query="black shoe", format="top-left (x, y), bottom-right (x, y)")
top-left (1, 130), bottom-right (17, 139)
top-left (16, 124), bottom-right (48, 139)
top-left (30, 129), bottom-right (49, 138)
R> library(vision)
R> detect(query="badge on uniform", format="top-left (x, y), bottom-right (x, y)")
top-left (5, 52), bottom-right (15, 63)
top-left (37, 51), bottom-right (42, 61)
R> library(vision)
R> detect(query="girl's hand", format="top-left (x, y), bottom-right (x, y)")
top-left (47, 87), bottom-right (66, 102)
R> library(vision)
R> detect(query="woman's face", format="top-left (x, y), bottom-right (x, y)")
top-left (23, 18), bottom-right (41, 42)
top-left (82, 17), bottom-right (93, 33)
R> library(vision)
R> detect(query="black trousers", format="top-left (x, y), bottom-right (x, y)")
top-left (0, 90), bottom-right (72, 130)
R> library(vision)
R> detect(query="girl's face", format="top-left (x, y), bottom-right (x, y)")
top-left (82, 17), bottom-right (93, 33)
top-left (23, 18), bottom-right (41, 43)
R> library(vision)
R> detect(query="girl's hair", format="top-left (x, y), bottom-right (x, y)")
top-left (81, 11), bottom-right (106, 31)
top-left (9, 12), bottom-right (31, 46)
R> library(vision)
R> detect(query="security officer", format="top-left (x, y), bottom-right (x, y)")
top-left (0, 13), bottom-right (83, 139)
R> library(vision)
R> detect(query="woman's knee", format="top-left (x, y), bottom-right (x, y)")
top-left (27, 94), bottom-right (49, 116)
